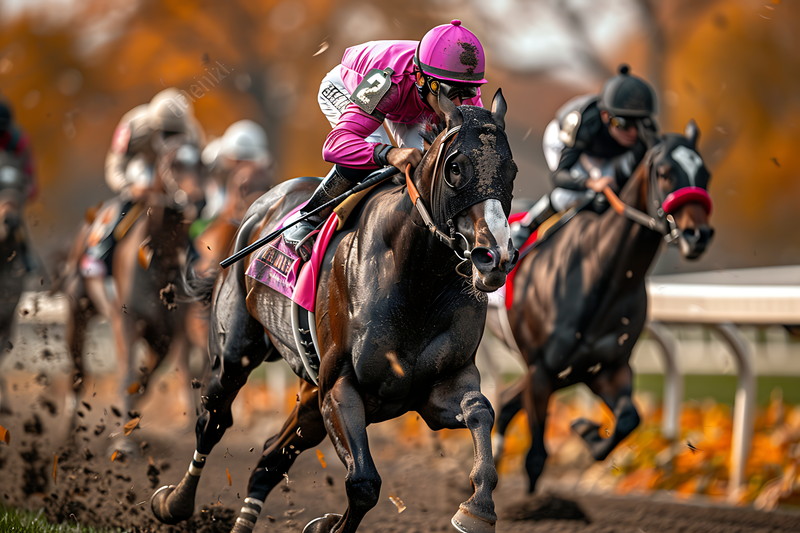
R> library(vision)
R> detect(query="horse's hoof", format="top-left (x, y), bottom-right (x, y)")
top-left (150, 485), bottom-right (192, 524)
top-left (570, 418), bottom-right (600, 439)
top-left (451, 508), bottom-right (496, 533)
top-left (302, 513), bottom-right (342, 533)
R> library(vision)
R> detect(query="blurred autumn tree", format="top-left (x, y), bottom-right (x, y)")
top-left (0, 0), bottom-right (797, 272)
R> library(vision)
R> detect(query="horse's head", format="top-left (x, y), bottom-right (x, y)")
top-left (644, 120), bottom-right (714, 260)
top-left (0, 157), bottom-right (25, 243)
top-left (153, 135), bottom-right (206, 221)
top-left (414, 89), bottom-right (518, 292)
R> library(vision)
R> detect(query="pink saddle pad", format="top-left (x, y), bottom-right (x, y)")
top-left (245, 204), bottom-right (339, 312)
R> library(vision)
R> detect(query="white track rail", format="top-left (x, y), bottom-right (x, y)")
top-left (646, 265), bottom-right (800, 501)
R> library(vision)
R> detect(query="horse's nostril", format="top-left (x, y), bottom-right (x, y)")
top-left (470, 247), bottom-right (496, 269)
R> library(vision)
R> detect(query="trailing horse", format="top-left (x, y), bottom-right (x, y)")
top-left (151, 90), bottom-right (517, 533)
top-left (0, 153), bottom-right (28, 412)
top-left (489, 120), bottom-right (714, 493)
top-left (56, 136), bottom-right (206, 437)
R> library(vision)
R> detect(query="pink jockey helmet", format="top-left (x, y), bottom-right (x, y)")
top-left (415, 19), bottom-right (487, 84)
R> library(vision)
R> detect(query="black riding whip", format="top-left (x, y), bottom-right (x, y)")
top-left (220, 165), bottom-right (399, 268)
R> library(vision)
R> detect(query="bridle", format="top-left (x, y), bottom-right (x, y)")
top-left (404, 125), bottom-right (479, 275)
top-left (601, 144), bottom-right (712, 244)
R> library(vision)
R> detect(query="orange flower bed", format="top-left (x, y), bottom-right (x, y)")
top-left (495, 390), bottom-right (800, 509)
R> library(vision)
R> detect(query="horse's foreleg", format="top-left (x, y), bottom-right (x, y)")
top-left (64, 285), bottom-right (94, 423)
top-left (85, 276), bottom-right (134, 418)
top-left (228, 381), bottom-right (327, 533)
top-left (491, 378), bottom-right (525, 463)
top-left (521, 365), bottom-right (553, 493)
top-left (0, 324), bottom-right (11, 413)
top-left (302, 372), bottom-right (380, 533)
top-left (572, 363), bottom-right (640, 461)
top-left (151, 301), bottom-right (269, 524)
top-left (419, 365), bottom-right (497, 533)
top-left (118, 316), bottom-right (141, 419)
top-left (171, 333), bottom-right (202, 425)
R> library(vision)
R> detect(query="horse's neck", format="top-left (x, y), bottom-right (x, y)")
top-left (376, 190), bottom-right (461, 293)
top-left (593, 164), bottom-right (662, 285)
top-left (145, 207), bottom-right (189, 254)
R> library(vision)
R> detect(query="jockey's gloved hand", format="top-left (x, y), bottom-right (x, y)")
top-left (591, 192), bottom-right (609, 213)
top-left (386, 147), bottom-right (422, 172)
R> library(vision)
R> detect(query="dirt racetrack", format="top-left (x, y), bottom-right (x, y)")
top-left (2, 364), bottom-right (799, 533)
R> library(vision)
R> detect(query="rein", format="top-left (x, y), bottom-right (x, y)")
top-left (601, 185), bottom-right (673, 238)
top-left (403, 125), bottom-right (474, 267)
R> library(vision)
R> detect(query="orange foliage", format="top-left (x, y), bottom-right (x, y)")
top-left (489, 383), bottom-right (800, 508)
top-left (662, 0), bottom-right (800, 264)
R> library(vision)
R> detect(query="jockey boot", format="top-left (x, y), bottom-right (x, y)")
top-left (283, 166), bottom-right (353, 261)
top-left (511, 193), bottom-right (556, 249)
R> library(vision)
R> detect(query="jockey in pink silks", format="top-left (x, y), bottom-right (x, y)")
top-left (283, 19), bottom-right (488, 260)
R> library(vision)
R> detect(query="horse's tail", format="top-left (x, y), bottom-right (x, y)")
top-left (178, 258), bottom-right (217, 307)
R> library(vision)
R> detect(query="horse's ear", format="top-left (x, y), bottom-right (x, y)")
top-left (685, 119), bottom-right (700, 148)
top-left (437, 90), bottom-right (463, 129)
top-left (490, 88), bottom-right (507, 130)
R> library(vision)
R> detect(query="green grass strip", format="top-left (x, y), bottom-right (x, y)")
top-left (0, 505), bottom-right (124, 533)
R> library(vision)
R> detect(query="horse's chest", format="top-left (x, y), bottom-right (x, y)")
top-left (351, 307), bottom-right (481, 396)
top-left (542, 283), bottom-right (646, 375)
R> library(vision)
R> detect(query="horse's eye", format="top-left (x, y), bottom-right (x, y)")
top-left (443, 155), bottom-right (470, 188)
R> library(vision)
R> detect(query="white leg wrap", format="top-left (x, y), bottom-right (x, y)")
top-left (187, 450), bottom-right (208, 476)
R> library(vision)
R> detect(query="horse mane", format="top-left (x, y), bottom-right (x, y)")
top-left (419, 118), bottom-right (445, 146)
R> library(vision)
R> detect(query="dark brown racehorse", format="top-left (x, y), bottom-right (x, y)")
top-left (489, 121), bottom-right (714, 493)
top-left (151, 91), bottom-right (517, 533)
top-left (57, 136), bottom-right (205, 434)
top-left (0, 153), bottom-right (28, 412)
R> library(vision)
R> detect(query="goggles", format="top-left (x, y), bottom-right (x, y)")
top-left (609, 115), bottom-right (640, 130)
top-left (426, 77), bottom-right (479, 101)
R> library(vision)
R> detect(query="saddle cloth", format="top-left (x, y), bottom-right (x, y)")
top-left (245, 184), bottom-right (377, 312)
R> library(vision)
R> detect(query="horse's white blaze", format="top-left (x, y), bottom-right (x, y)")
top-left (483, 199), bottom-right (510, 248)
top-left (671, 145), bottom-right (703, 186)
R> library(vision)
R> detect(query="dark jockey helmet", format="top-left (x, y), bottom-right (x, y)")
top-left (599, 64), bottom-right (657, 118)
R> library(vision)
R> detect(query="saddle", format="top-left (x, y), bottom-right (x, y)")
top-left (244, 183), bottom-right (379, 384)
